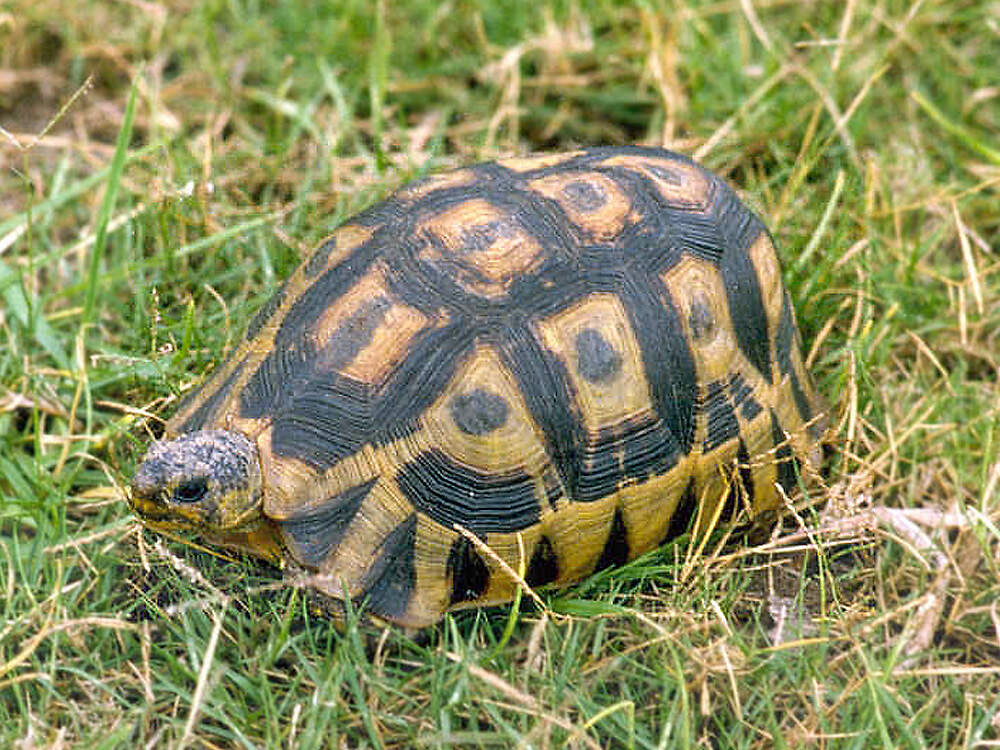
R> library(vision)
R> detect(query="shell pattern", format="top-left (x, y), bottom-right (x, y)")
top-left (153, 146), bottom-right (826, 627)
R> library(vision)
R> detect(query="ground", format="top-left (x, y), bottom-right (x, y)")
top-left (1, 0), bottom-right (998, 747)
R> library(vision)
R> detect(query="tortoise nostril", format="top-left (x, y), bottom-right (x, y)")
top-left (172, 478), bottom-right (209, 504)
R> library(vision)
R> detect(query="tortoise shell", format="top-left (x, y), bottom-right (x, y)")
top-left (130, 146), bottom-right (826, 627)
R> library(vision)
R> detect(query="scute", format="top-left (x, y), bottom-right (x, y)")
top-left (527, 170), bottom-right (634, 241)
top-left (446, 536), bottom-right (491, 604)
top-left (279, 478), bottom-right (376, 568)
top-left (147, 146), bottom-right (827, 627)
top-left (395, 448), bottom-right (542, 535)
top-left (525, 535), bottom-right (560, 587)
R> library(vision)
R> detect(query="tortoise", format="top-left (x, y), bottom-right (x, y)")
top-left (130, 146), bottom-right (826, 627)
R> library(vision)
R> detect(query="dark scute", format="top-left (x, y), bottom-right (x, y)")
top-left (395, 448), bottom-right (541, 535)
top-left (620, 420), bottom-right (682, 480)
top-left (735, 438), bottom-right (755, 516)
top-left (770, 409), bottom-right (801, 495)
top-left (719, 228), bottom-right (772, 380)
top-left (450, 389), bottom-right (509, 436)
top-left (578, 244), bottom-right (629, 283)
top-left (623, 275), bottom-right (698, 454)
top-left (729, 373), bottom-right (763, 422)
top-left (178, 354), bottom-right (248, 433)
top-left (561, 179), bottom-right (606, 212)
top-left (304, 236), bottom-right (337, 277)
top-left (525, 535), bottom-right (559, 587)
top-left (240, 290), bottom-right (390, 422)
top-left (611, 216), bottom-right (680, 272)
top-left (593, 507), bottom-right (630, 572)
top-left (239, 340), bottom-right (313, 420)
top-left (359, 514), bottom-right (418, 623)
top-left (446, 536), bottom-right (490, 604)
top-left (247, 320), bottom-right (471, 471)
top-left (391, 232), bottom-right (491, 312)
top-left (703, 380), bottom-right (740, 452)
top-left (688, 296), bottom-right (715, 341)
top-left (775, 291), bottom-right (796, 381)
top-left (666, 210), bottom-right (726, 264)
top-left (717, 182), bottom-right (767, 260)
top-left (500, 327), bottom-right (584, 503)
top-left (574, 327), bottom-right (622, 384)
top-left (281, 478), bottom-right (377, 568)
top-left (663, 479), bottom-right (698, 542)
top-left (576, 417), bottom-right (681, 502)
top-left (268, 373), bottom-right (375, 471)
top-left (370, 322), bottom-right (476, 427)
top-left (244, 284), bottom-right (287, 342)
top-left (272, 236), bottom-right (380, 355)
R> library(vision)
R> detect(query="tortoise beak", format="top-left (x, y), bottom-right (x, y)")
top-left (128, 486), bottom-right (196, 528)
top-left (129, 467), bottom-right (169, 520)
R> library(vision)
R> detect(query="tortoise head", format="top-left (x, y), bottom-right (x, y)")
top-left (130, 430), bottom-right (282, 562)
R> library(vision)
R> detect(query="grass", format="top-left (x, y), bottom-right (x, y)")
top-left (1, 0), bottom-right (998, 746)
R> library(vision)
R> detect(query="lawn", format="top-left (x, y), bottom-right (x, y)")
top-left (1, 0), bottom-right (998, 747)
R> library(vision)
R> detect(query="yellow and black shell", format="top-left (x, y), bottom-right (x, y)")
top-left (141, 146), bottom-right (826, 627)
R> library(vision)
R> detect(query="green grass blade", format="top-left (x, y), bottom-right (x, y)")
top-left (82, 73), bottom-right (139, 327)
top-left (0, 259), bottom-right (68, 368)
top-left (911, 90), bottom-right (1000, 164)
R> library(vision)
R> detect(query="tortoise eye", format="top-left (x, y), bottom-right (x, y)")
top-left (172, 478), bottom-right (209, 504)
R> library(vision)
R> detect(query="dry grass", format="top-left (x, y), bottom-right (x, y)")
top-left (1, 0), bottom-right (998, 747)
